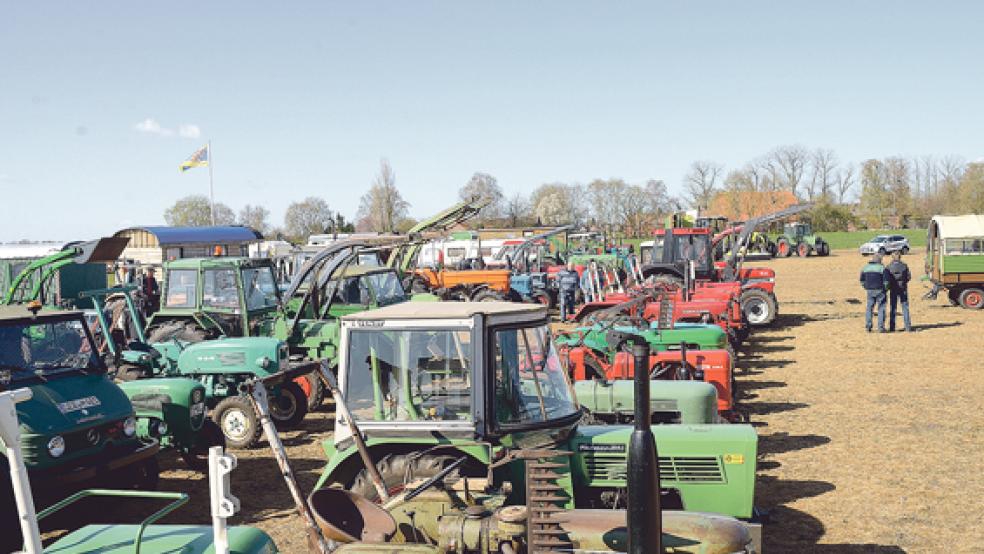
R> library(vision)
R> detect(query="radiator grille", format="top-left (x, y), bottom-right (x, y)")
top-left (583, 452), bottom-right (725, 483)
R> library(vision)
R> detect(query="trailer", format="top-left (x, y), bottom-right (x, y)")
top-left (926, 214), bottom-right (984, 309)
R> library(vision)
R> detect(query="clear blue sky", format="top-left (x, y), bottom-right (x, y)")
top-left (2, 1), bottom-right (982, 241)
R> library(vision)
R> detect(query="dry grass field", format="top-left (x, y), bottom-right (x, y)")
top-left (37, 247), bottom-right (984, 552)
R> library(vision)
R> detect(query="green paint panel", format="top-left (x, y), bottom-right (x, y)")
top-left (46, 524), bottom-right (278, 553)
top-left (941, 255), bottom-right (984, 274)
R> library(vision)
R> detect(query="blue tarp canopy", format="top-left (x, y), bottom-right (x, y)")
top-left (123, 226), bottom-right (263, 245)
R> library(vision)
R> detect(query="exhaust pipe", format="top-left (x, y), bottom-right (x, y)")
top-left (628, 342), bottom-right (661, 554)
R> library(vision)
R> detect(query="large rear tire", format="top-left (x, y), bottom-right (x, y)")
top-left (796, 242), bottom-right (812, 257)
top-left (471, 289), bottom-right (504, 302)
top-left (776, 238), bottom-right (792, 258)
top-left (180, 419), bottom-right (227, 470)
top-left (740, 288), bottom-right (777, 326)
top-left (348, 454), bottom-right (463, 503)
top-left (146, 321), bottom-right (208, 344)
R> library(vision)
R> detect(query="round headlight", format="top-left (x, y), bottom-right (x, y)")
top-left (47, 435), bottom-right (66, 458)
top-left (123, 416), bottom-right (137, 437)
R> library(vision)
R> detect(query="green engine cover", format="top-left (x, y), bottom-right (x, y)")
top-left (116, 377), bottom-right (206, 448)
top-left (46, 524), bottom-right (278, 553)
top-left (569, 424), bottom-right (757, 519)
top-left (574, 379), bottom-right (718, 424)
top-left (556, 322), bottom-right (727, 357)
top-left (176, 337), bottom-right (286, 378)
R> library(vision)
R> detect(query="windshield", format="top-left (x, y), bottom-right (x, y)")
top-left (364, 271), bottom-right (407, 306)
top-left (243, 267), bottom-right (281, 310)
top-left (345, 328), bottom-right (473, 422)
top-left (0, 318), bottom-right (100, 384)
top-left (493, 324), bottom-right (578, 425)
top-left (164, 269), bottom-right (198, 308)
top-left (672, 234), bottom-right (711, 269)
top-left (871, 236), bottom-right (887, 243)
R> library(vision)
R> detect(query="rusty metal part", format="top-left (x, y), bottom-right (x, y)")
top-left (525, 451), bottom-right (574, 554)
top-left (308, 488), bottom-right (396, 543)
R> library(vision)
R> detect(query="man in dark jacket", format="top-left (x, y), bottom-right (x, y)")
top-left (860, 254), bottom-right (891, 332)
top-left (887, 251), bottom-right (912, 332)
top-left (558, 262), bottom-right (580, 321)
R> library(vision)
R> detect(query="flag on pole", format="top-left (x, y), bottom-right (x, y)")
top-left (180, 144), bottom-right (209, 172)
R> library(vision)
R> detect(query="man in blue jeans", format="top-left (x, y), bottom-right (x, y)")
top-left (860, 254), bottom-right (891, 332)
top-left (887, 251), bottom-right (913, 332)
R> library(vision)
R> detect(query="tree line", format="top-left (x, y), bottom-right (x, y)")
top-left (163, 147), bottom-right (984, 241)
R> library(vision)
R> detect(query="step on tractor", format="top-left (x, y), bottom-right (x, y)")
top-left (0, 304), bottom-right (163, 550)
top-left (775, 222), bottom-right (831, 258)
top-left (0, 387), bottom-right (278, 553)
top-left (309, 301), bottom-right (761, 551)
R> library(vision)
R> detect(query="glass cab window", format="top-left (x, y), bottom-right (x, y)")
top-left (203, 269), bottom-right (240, 309)
top-left (673, 234), bottom-right (711, 270)
top-left (0, 318), bottom-right (100, 386)
top-left (242, 267), bottom-right (280, 310)
top-left (365, 271), bottom-right (407, 306)
top-left (345, 329), bottom-right (473, 422)
top-left (164, 269), bottom-right (198, 308)
top-left (493, 324), bottom-right (578, 426)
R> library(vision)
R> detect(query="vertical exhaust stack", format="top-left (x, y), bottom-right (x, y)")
top-left (628, 342), bottom-right (661, 554)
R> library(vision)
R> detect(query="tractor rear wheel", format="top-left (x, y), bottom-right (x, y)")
top-left (349, 454), bottom-right (464, 503)
top-left (776, 238), bottom-right (792, 258)
top-left (796, 242), bottom-right (812, 257)
top-left (296, 372), bottom-right (327, 412)
top-left (817, 241), bottom-right (831, 256)
top-left (532, 291), bottom-right (553, 308)
top-left (146, 321), bottom-right (208, 344)
top-left (958, 288), bottom-right (984, 310)
top-left (269, 381), bottom-right (308, 428)
top-left (650, 274), bottom-right (684, 290)
top-left (213, 396), bottom-right (262, 449)
top-left (181, 419), bottom-right (227, 470)
top-left (740, 288), bottom-right (777, 326)
top-left (471, 289), bottom-right (503, 302)
top-left (116, 364), bottom-right (148, 382)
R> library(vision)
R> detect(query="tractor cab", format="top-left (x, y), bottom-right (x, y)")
top-left (147, 257), bottom-right (282, 340)
top-left (785, 222), bottom-right (812, 238)
top-left (642, 228), bottom-right (716, 280)
top-left (290, 265), bottom-right (411, 320)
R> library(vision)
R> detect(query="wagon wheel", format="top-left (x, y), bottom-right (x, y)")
top-left (958, 288), bottom-right (984, 310)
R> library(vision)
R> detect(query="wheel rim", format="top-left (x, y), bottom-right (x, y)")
top-left (745, 299), bottom-right (769, 325)
top-left (270, 392), bottom-right (297, 420)
top-left (294, 376), bottom-right (312, 398)
top-left (536, 294), bottom-right (550, 306)
top-left (967, 292), bottom-right (983, 308)
top-left (798, 244), bottom-right (808, 256)
top-left (221, 409), bottom-right (251, 442)
top-left (778, 243), bottom-right (788, 255)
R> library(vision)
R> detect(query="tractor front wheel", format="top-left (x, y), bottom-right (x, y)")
top-left (740, 288), bottom-right (777, 326)
top-left (213, 396), bottom-right (262, 449)
top-left (180, 419), bottom-right (226, 470)
top-left (349, 454), bottom-right (465, 503)
top-left (269, 381), bottom-right (308, 428)
top-left (958, 288), bottom-right (984, 310)
top-left (796, 242), bottom-right (812, 257)
top-left (776, 238), bottom-right (792, 257)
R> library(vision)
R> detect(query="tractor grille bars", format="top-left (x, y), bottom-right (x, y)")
top-left (526, 451), bottom-right (575, 554)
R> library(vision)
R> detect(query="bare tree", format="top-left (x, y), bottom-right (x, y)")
top-left (529, 183), bottom-right (587, 226)
top-left (357, 159), bottom-right (410, 232)
top-left (458, 172), bottom-right (504, 221)
top-left (504, 193), bottom-right (531, 227)
top-left (683, 161), bottom-right (723, 212)
top-left (807, 148), bottom-right (838, 202)
top-left (238, 204), bottom-right (271, 235)
top-left (835, 164), bottom-right (856, 204)
top-left (770, 145), bottom-right (809, 198)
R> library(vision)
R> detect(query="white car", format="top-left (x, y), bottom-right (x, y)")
top-left (859, 234), bottom-right (910, 256)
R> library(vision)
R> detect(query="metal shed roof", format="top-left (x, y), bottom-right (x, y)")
top-left (116, 226), bottom-right (263, 246)
top-left (930, 215), bottom-right (984, 239)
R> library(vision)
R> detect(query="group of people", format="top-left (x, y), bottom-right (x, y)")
top-left (860, 251), bottom-right (912, 333)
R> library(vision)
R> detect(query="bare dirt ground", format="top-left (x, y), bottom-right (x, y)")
top-left (39, 248), bottom-right (984, 552)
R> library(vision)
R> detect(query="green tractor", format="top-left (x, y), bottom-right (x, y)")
top-left (312, 301), bottom-right (762, 551)
top-left (775, 222), bottom-right (831, 257)
top-left (0, 305), bottom-right (162, 550)
top-left (1, 386), bottom-right (279, 553)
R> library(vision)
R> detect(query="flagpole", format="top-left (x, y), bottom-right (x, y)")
top-left (208, 140), bottom-right (215, 225)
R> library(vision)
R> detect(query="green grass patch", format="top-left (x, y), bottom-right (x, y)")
top-left (812, 229), bottom-right (926, 250)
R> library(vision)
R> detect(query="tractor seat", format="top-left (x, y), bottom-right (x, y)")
top-left (46, 524), bottom-right (277, 553)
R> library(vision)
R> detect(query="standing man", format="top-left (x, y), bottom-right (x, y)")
top-left (887, 251), bottom-right (913, 332)
top-left (860, 254), bottom-right (891, 332)
top-left (141, 268), bottom-right (161, 316)
top-left (558, 262), bottom-right (579, 321)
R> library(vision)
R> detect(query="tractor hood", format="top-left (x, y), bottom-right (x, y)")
top-left (15, 374), bottom-right (132, 435)
top-left (648, 324), bottom-right (728, 350)
top-left (177, 336), bottom-right (288, 377)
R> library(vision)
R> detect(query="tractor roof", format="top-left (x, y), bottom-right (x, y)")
top-left (343, 301), bottom-right (545, 321)
top-left (0, 305), bottom-right (81, 322)
top-left (164, 257), bottom-right (271, 269)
